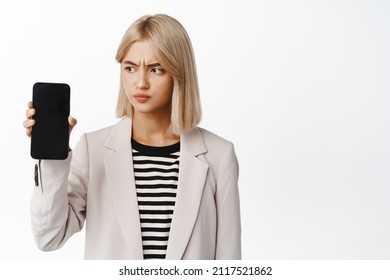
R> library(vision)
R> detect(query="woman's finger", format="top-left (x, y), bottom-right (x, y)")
top-left (25, 108), bottom-right (36, 119)
top-left (23, 119), bottom-right (35, 129)
top-left (23, 119), bottom-right (35, 138)
top-left (68, 116), bottom-right (77, 134)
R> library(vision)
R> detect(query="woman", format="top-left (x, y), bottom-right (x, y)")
top-left (24, 14), bottom-right (241, 260)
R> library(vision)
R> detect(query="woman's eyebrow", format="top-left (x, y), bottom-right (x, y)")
top-left (122, 60), bottom-right (137, 66)
top-left (147, 63), bottom-right (161, 67)
top-left (123, 60), bottom-right (161, 67)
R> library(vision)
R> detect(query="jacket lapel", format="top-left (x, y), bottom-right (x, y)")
top-left (104, 117), bottom-right (143, 259)
top-left (103, 117), bottom-right (208, 260)
top-left (165, 128), bottom-right (209, 259)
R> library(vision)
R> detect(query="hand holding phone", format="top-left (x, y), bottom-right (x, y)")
top-left (24, 103), bottom-right (77, 136)
top-left (29, 82), bottom-right (71, 159)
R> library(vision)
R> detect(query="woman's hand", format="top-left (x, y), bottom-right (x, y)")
top-left (23, 101), bottom-right (77, 137)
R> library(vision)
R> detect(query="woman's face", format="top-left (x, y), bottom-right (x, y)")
top-left (121, 40), bottom-right (174, 117)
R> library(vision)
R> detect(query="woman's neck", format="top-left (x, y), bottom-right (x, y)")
top-left (131, 112), bottom-right (180, 146)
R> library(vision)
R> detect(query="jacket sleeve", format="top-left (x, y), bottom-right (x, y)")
top-left (215, 142), bottom-right (241, 259)
top-left (30, 133), bottom-right (89, 251)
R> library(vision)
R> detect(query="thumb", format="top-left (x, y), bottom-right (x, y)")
top-left (68, 116), bottom-right (77, 134)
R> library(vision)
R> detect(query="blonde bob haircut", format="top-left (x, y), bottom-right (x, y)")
top-left (115, 14), bottom-right (202, 134)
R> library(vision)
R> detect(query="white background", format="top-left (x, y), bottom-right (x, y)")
top-left (0, 0), bottom-right (389, 260)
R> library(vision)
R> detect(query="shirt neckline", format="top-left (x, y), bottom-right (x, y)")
top-left (131, 138), bottom-right (180, 156)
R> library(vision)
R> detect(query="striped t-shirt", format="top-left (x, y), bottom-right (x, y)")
top-left (131, 138), bottom-right (180, 259)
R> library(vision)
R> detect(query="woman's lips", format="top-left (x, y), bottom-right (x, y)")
top-left (134, 94), bottom-right (151, 103)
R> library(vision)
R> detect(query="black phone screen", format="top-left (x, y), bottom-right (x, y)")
top-left (31, 82), bottom-right (70, 160)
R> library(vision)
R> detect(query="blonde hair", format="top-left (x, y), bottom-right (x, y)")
top-left (115, 14), bottom-right (202, 134)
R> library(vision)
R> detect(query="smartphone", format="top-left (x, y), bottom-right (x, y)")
top-left (30, 82), bottom-right (70, 160)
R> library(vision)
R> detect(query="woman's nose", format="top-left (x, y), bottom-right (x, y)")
top-left (136, 70), bottom-right (150, 90)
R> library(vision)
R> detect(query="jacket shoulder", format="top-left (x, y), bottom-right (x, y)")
top-left (85, 123), bottom-right (116, 140)
top-left (196, 127), bottom-right (238, 181)
top-left (197, 127), bottom-right (234, 148)
top-left (196, 127), bottom-right (236, 163)
top-left (85, 117), bottom-right (129, 139)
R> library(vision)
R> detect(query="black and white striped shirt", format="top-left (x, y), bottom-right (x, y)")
top-left (131, 138), bottom-right (180, 259)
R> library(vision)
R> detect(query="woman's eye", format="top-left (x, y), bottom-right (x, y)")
top-left (151, 68), bottom-right (163, 74)
top-left (125, 66), bottom-right (135, 72)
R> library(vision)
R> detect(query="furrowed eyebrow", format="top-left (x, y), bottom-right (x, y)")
top-left (146, 63), bottom-right (161, 68)
top-left (122, 60), bottom-right (137, 66)
top-left (122, 60), bottom-right (161, 67)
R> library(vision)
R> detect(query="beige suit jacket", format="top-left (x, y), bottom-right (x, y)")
top-left (30, 117), bottom-right (241, 259)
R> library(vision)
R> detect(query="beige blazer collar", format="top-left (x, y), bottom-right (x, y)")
top-left (103, 117), bottom-right (209, 259)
